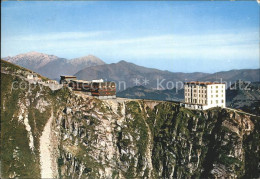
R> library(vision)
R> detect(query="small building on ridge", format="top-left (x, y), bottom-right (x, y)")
top-left (60, 76), bottom-right (77, 85)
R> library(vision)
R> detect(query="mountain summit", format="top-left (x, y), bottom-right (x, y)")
top-left (69, 55), bottom-right (105, 67)
top-left (4, 52), bottom-right (106, 79)
top-left (4, 51), bottom-right (60, 70)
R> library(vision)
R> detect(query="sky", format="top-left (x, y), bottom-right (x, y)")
top-left (1, 1), bottom-right (259, 73)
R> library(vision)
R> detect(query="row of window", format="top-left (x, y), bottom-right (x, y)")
top-left (185, 93), bottom-right (207, 98)
top-left (185, 98), bottom-right (207, 104)
top-left (185, 98), bottom-right (225, 104)
top-left (211, 100), bottom-right (224, 104)
top-left (185, 93), bottom-right (224, 98)
top-left (185, 89), bottom-right (224, 94)
top-left (210, 94), bottom-right (224, 98)
top-left (210, 90), bottom-right (224, 93)
top-left (185, 89), bottom-right (206, 93)
top-left (211, 86), bottom-right (224, 89)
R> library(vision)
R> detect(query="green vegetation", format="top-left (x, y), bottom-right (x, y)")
top-left (1, 59), bottom-right (48, 81)
top-left (1, 74), bottom-right (41, 178)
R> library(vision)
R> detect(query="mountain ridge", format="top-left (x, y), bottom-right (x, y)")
top-left (4, 52), bottom-right (259, 87)
top-left (4, 52), bottom-right (106, 79)
top-left (75, 60), bottom-right (259, 90)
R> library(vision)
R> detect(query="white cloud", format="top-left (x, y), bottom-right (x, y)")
top-left (8, 31), bottom-right (109, 41)
top-left (2, 30), bottom-right (259, 62)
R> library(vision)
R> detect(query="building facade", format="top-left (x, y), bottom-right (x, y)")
top-left (60, 76), bottom-right (77, 84)
top-left (62, 76), bottom-right (116, 99)
top-left (90, 82), bottom-right (116, 99)
top-left (184, 82), bottom-right (226, 110)
top-left (69, 80), bottom-right (91, 92)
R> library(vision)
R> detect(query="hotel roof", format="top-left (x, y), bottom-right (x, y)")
top-left (71, 79), bottom-right (91, 83)
top-left (60, 75), bottom-right (77, 78)
top-left (185, 81), bottom-right (225, 85)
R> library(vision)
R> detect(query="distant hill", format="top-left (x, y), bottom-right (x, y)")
top-left (75, 60), bottom-right (259, 90)
top-left (198, 69), bottom-right (259, 83)
top-left (4, 52), bottom-right (105, 79)
top-left (75, 60), bottom-right (209, 90)
top-left (226, 80), bottom-right (260, 115)
top-left (117, 85), bottom-right (184, 101)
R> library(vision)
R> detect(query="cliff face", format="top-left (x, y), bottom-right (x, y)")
top-left (1, 60), bottom-right (260, 178)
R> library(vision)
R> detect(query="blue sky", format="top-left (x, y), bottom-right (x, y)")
top-left (1, 1), bottom-right (259, 73)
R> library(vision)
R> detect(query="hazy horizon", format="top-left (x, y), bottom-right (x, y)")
top-left (2, 1), bottom-right (259, 73)
top-left (3, 51), bottom-right (260, 74)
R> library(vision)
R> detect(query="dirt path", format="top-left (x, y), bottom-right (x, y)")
top-left (39, 110), bottom-right (54, 178)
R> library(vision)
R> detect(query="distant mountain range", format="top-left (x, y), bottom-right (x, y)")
top-left (75, 60), bottom-right (210, 90)
top-left (4, 52), bottom-right (259, 89)
top-left (4, 52), bottom-right (105, 79)
top-left (75, 60), bottom-right (259, 90)
top-left (199, 69), bottom-right (259, 83)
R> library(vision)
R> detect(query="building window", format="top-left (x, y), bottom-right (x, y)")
top-left (221, 100), bottom-right (224, 103)
top-left (216, 90), bottom-right (218, 93)
top-left (211, 86), bottom-right (213, 89)
top-left (216, 86), bottom-right (218, 89)
top-left (222, 94), bottom-right (223, 97)
top-left (216, 100), bottom-right (218, 104)
top-left (216, 95), bottom-right (218, 97)
top-left (222, 90), bottom-right (223, 93)
top-left (211, 100), bottom-right (213, 104)
top-left (211, 90), bottom-right (213, 93)
top-left (211, 95), bottom-right (213, 98)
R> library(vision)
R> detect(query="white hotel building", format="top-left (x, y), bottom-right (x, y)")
top-left (184, 82), bottom-right (226, 110)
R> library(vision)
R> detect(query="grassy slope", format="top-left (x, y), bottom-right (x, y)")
top-left (1, 60), bottom-right (55, 177)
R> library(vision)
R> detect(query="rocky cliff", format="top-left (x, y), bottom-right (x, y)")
top-left (1, 60), bottom-right (259, 178)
